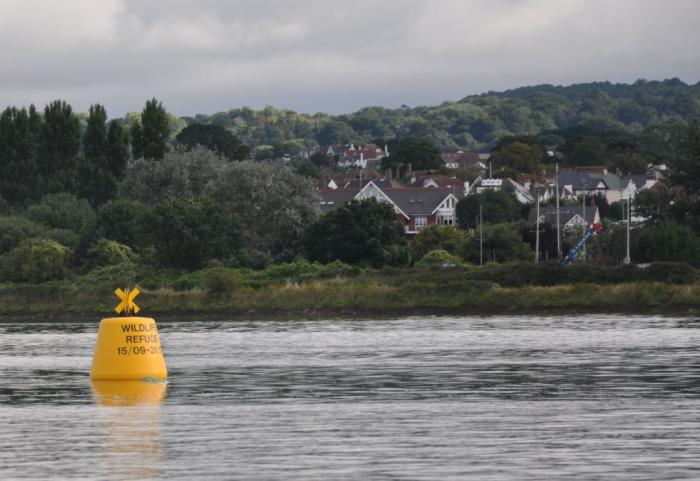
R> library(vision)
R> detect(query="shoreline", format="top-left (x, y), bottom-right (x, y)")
top-left (2, 303), bottom-right (699, 323)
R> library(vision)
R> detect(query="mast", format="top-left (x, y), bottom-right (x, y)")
top-left (555, 163), bottom-right (561, 259)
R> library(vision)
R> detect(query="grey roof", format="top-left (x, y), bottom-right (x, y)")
top-left (373, 179), bottom-right (395, 189)
top-left (318, 189), bottom-right (359, 213)
top-left (620, 175), bottom-right (648, 189)
top-left (589, 173), bottom-right (621, 190)
top-left (383, 188), bottom-right (453, 215)
top-left (528, 206), bottom-right (598, 226)
top-left (558, 172), bottom-right (621, 190)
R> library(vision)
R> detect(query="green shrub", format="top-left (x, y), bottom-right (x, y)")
top-left (0, 239), bottom-right (72, 283)
top-left (410, 226), bottom-right (466, 261)
top-left (202, 268), bottom-right (244, 293)
top-left (640, 262), bottom-right (696, 284)
top-left (0, 216), bottom-right (46, 254)
top-left (85, 239), bottom-right (138, 269)
top-left (25, 193), bottom-right (96, 234)
top-left (415, 249), bottom-right (463, 268)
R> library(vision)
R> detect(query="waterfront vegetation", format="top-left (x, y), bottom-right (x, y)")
top-left (2, 81), bottom-right (700, 316)
top-left (1, 259), bottom-right (699, 316)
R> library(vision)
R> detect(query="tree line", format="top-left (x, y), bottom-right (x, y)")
top-left (184, 78), bottom-right (700, 152)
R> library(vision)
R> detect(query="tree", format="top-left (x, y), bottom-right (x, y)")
top-left (0, 106), bottom-right (41, 204)
top-left (302, 198), bottom-right (410, 267)
top-left (463, 222), bottom-right (532, 264)
top-left (175, 123), bottom-right (249, 160)
top-left (119, 147), bottom-right (228, 203)
top-left (309, 151), bottom-right (332, 168)
top-left (295, 159), bottom-right (321, 179)
top-left (0, 238), bottom-right (72, 283)
top-left (119, 151), bottom-right (320, 264)
top-left (39, 100), bottom-right (81, 193)
top-left (602, 221), bottom-right (700, 266)
top-left (146, 198), bottom-right (241, 270)
top-left (410, 225), bottom-right (466, 261)
top-left (669, 121), bottom-right (700, 194)
top-left (204, 161), bottom-right (320, 264)
top-left (380, 138), bottom-right (441, 177)
top-left (95, 199), bottom-right (151, 250)
top-left (77, 104), bottom-right (122, 206)
top-left (563, 135), bottom-right (607, 166)
top-left (25, 193), bottom-right (97, 236)
top-left (106, 120), bottom-right (129, 180)
top-left (132, 98), bottom-right (170, 160)
top-left (491, 141), bottom-right (544, 174)
top-left (456, 190), bottom-right (523, 229)
top-left (316, 120), bottom-right (355, 145)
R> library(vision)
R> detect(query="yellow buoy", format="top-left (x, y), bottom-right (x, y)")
top-left (91, 379), bottom-right (167, 406)
top-left (91, 316), bottom-right (168, 381)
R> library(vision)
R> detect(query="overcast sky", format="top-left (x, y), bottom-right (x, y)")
top-left (0, 0), bottom-right (698, 117)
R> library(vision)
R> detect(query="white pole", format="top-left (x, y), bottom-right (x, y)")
top-left (535, 194), bottom-right (541, 263)
top-left (555, 163), bottom-right (561, 259)
top-left (479, 203), bottom-right (483, 266)
top-left (624, 194), bottom-right (631, 265)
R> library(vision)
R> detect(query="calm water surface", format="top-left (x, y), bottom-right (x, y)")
top-left (1, 315), bottom-right (700, 480)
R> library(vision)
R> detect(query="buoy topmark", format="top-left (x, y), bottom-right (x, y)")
top-left (91, 316), bottom-right (168, 380)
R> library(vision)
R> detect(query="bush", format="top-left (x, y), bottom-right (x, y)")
top-left (147, 198), bottom-right (242, 270)
top-left (84, 239), bottom-right (138, 269)
top-left (25, 193), bottom-right (96, 234)
top-left (0, 239), bottom-right (72, 283)
top-left (95, 199), bottom-right (151, 250)
top-left (410, 225), bottom-right (466, 261)
top-left (201, 268), bottom-right (244, 293)
top-left (640, 262), bottom-right (696, 284)
top-left (415, 249), bottom-right (463, 268)
top-left (0, 216), bottom-right (46, 254)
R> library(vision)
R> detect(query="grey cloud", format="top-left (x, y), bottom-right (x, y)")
top-left (0, 0), bottom-right (698, 116)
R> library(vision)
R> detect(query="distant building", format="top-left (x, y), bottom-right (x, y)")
top-left (318, 181), bottom-right (458, 234)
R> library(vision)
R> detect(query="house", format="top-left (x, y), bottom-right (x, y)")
top-left (557, 171), bottom-right (656, 203)
top-left (528, 206), bottom-right (601, 231)
top-left (441, 150), bottom-right (488, 172)
top-left (318, 181), bottom-right (459, 234)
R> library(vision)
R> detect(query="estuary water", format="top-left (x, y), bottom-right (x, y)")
top-left (1, 315), bottom-right (700, 480)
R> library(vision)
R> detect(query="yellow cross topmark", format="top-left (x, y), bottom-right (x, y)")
top-left (114, 287), bottom-right (141, 314)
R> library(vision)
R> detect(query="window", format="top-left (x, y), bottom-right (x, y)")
top-left (415, 216), bottom-right (428, 231)
top-left (438, 215), bottom-right (455, 226)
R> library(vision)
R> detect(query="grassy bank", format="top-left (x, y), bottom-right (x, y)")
top-left (1, 260), bottom-right (700, 319)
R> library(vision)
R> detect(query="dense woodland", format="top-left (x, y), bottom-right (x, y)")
top-left (185, 78), bottom-right (700, 152)
top-left (0, 79), bottom-right (700, 285)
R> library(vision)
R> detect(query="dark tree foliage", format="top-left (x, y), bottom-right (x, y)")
top-left (146, 198), bottom-right (242, 270)
top-left (135, 98), bottom-right (169, 160)
top-left (0, 106), bottom-right (41, 204)
top-left (39, 100), bottom-right (81, 193)
top-left (106, 120), bottom-right (129, 179)
top-left (175, 123), bottom-right (249, 160)
top-left (380, 138), bottom-right (441, 177)
top-left (456, 190), bottom-right (523, 229)
top-left (77, 105), bottom-right (124, 206)
top-left (309, 151), bottom-right (332, 168)
top-left (302, 199), bottom-right (409, 267)
top-left (490, 141), bottom-right (545, 174)
top-left (294, 159), bottom-right (321, 179)
top-left (95, 199), bottom-right (150, 250)
top-left (669, 121), bottom-right (700, 195)
top-left (603, 221), bottom-right (700, 266)
top-left (316, 120), bottom-right (355, 146)
top-left (130, 120), bottom-right (144, 159)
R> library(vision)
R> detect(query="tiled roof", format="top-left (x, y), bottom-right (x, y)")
top-left (382, 188), bottom-right (454, 215)
top-left (528, 206), bottom-right (598, 226)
